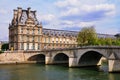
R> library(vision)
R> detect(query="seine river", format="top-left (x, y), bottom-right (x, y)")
top-left (0, 64), bottom-right (120, 80)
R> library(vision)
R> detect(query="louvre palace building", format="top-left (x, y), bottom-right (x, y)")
top-left (9, 7), bottom-right (115, 51)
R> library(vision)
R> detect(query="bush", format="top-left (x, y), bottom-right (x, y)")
top-left (0, 50), bottom-right (4, 54)
top-left (1, 43), bottom-right (9, 51)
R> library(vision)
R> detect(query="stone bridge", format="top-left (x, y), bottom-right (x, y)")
top-left (2, 46), bottom-right (120, 72)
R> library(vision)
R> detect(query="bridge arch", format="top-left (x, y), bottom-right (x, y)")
top-left (27, 54), bottom-right (45, 63)
top-left (78, 50), bottom-right (107, 66)
top-left (53, 53), bottom-right (69, 64)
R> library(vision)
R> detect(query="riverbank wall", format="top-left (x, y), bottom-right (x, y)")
top-left (0, 51), bottom-right (38, 64)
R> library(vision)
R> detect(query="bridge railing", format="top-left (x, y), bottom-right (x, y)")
top-left (41, 45), bottom-right (120, 52)
top-left (4, 46), bottom-right (120, 53)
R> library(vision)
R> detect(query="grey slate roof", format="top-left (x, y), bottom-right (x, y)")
top-left (43, 28), bottom-right (78, 37)
top-left (43, 28), bottom-right (116, 38)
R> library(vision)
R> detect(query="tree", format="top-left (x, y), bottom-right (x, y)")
top-left (1, 43), bottom-right (9, 51)
top-left (77, 27), bottom-right (98, 46)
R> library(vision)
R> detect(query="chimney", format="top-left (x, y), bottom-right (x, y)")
top-left (13, 9), bottom-right (17, 19)
top-left (17, 7), bottom-right (22, 22)
top-left (27, 7), bottom-right (31, 18)
top-left (12, 9), bottom-right (18, 25)
top-left (27, 7), bottom-right (31, 11)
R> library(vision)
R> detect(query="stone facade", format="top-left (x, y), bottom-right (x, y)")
top-left (9, 7), bottom-right (115, 51)
top-left (9, 7), bottom-right (78, 51)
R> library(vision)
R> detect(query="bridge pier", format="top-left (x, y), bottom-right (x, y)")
top-left (69, 57), bottom-right (77, 67)
top-left (45, 56), bottom-right (53, 64)
top-left (45, 53), bottom-right (53, 65)
top-left (109, 60), bottom-right (120, 72)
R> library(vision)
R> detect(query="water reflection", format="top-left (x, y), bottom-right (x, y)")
top-left (0, 64), bottom-right (119, 80)
top-left (109, 73), bottom-right (120, 80)
top-left (45, 65), bottom-right (69, 80)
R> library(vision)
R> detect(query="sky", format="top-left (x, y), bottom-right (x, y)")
top-left (0, 0), bottom-right (120, 41)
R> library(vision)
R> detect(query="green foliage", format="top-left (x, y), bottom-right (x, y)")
top-left (113, 39), bottom-right (120, 46)
top-left (77, 27), bottom-right (120, 46)
top-left (97, 38), bottom-right (120, 46)
top-left (1, 43), bottom-right (9, 51)
top-left (77, 27), bottom-right (98, 46)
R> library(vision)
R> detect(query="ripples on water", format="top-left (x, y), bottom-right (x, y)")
top-left (0, 63), bottom-right (119, 80)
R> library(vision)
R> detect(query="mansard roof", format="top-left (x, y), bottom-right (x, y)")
top-left (11, 7), bottom-right (39, 26)
top-left (97, 33), bottom-right (116, 39)
top-left (43, 28), bottom-right (115, 38)
top-left (42, 28), bottom-right (78, 37)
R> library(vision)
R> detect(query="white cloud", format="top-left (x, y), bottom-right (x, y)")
top-left (58, 4), bottom-right (116, 25)
top-left (60, 3), bottom-right (116, 18)
top-left (55, 0), bottom-right (80, 8)
top-left (60, 20), bottom-right (74, 25)
top-left (37, 14), bottom-right (56, 25)
top-left (60, 20), bottom-right (95, 28)
top-left (78, 22), bottom-right (95, 27)
top-left (54, 0), bottom-right (117, 34)
top-left (82, 4), bottom-right (115, 14)
top-left (61, 7), bottom-right (80, 16)
top-left (38, 14), bottom-right (55, 22)
top-left (55, 0), bottom-right (116, 22)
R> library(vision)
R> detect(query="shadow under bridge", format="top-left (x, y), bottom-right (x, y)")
top-left (28, 54), bottom-right (45, 63)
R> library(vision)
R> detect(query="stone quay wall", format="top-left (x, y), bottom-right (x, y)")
top-left (0, 51), bottom-right (37, 64)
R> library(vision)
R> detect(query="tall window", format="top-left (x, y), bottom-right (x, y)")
top-left (33, 43), bottom-right (35, 50)
top-left (38, 43), bottom-right (40, 50)
top-left (27, 36), bottom-right (29, 41)
top-left (45, 37), bottom-right (46, 43)
top-left (27, 29), bottom-right (29, 34)
top-left (48, 37), bottom-right (50, 43)
top-left (38, 36), bottom-right (40, 42)
top-left (21, 28), bottom-right (23, 33)
top-left (21, 36), bottom-right (23, 41)
top-left (32, 36), bottom-right (34, 42)
top-left (27, 43), bottom-right (29, 50)
top-left (32, 29), bottom-right (34, 34)
top-left (21, 43), bottom-right (24, 50)
top-left (52, 41), bottom-right (54, 43)
top-left (38, 28), bottom-right (40, 34)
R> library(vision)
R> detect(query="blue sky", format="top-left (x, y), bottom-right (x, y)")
top-left (0, 0), bottom-right (120, 41)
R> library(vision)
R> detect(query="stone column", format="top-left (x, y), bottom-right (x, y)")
top-left (69, 57), bottom-right (77, 67)
top-left (108, 59), bottom-right (120, 72)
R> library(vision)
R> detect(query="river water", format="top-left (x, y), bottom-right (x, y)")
top-left (0, 64), bottom-right (119, 80)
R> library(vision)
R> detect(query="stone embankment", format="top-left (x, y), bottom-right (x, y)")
top-left (0, 51), bottom-right (37, 64)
